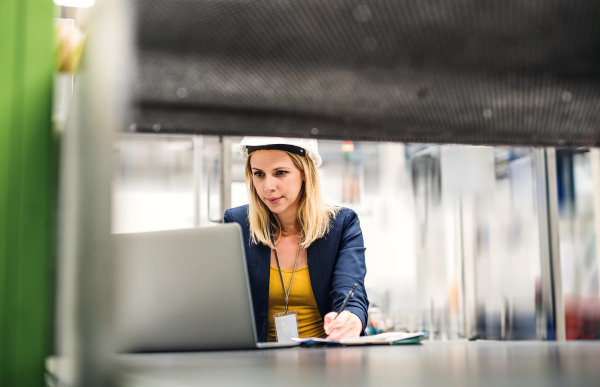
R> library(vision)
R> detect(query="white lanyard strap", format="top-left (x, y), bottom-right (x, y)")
top-left (272, 236), bottom-right (301, 313)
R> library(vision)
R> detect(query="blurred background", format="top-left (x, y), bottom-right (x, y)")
top-left (110, 134), bottom-right (600, 341)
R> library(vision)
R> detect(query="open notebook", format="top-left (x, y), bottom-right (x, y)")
top-left (292, 332), bottom-right (426, 346)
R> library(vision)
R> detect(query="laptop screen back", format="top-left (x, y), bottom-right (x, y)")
top-left (113, 224), bottom-right (257, 352)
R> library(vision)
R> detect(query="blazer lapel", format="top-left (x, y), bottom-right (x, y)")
top-left (255, 243), bottom-right (271, 319)
top-left (307, 239), bottom-right (327, 318)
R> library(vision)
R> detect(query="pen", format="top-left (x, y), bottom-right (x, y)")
top-left (333, 283), bottom-right (358, 320)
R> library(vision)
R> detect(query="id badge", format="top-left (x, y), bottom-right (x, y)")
top-left (273, 310), bottom-right (299, 343)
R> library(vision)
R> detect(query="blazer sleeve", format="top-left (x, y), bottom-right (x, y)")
top-left (329, 209), bottom-right (369, 330)
top-left (223, 208), bottom-right (232, 223)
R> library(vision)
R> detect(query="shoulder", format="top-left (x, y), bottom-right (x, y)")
top-left (332, 207), bottom-right (364, 247)
top-left (318, 206), bottom-right (364, 254)
top-left (224, 204), bottom-right (249, 223)
top-left (330, 206), bottom-right (359, 227)
top-left (327, 206), bottom-right (362, 237)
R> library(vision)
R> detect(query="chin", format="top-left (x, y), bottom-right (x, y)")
top-left (264, 201), bottom-right (287, 214)
top-left (266, 205), bottom-right (284, 214)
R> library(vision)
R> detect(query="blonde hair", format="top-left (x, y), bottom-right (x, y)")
top-left (245, 151), bottom-right (339, 249)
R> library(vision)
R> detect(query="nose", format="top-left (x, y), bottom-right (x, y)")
top-left (263, 174), bottom-right (276, 192)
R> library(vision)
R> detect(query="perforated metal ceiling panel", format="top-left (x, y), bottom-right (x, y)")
top-left (131, 0), bottom-right (600, 146)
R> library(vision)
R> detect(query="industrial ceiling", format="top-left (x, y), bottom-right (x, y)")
top-left (131, 0), bottom-right (600, 146)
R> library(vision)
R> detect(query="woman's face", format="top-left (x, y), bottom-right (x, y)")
top-left (250, 150), bottom-right (304, 217)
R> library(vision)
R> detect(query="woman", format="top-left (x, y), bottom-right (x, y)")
top-left (224, 137), bottom-right (368, 342)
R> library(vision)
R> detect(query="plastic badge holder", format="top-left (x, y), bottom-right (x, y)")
top-left (273, 310), bottom-right (299, 343)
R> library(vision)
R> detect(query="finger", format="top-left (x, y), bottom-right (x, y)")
top-left (327, 311), bottom-right (356, 336)
top-left (324, 312), bottom-right (338, 325)
top-left (327, 324), bottom-right (355, 342)
top-left (327, 313), bottom-right (362, 341)
top-left (327, 318), bottom-right (356, 341)
top-left (330, 323), bottom-right (362, 342)
top-left (330, 311), bottom-right (351, 330)
top-left (323, 312), bottom-right (338, 334)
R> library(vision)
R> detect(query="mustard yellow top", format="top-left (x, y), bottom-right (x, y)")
top-left (266, 265), bottom-right (326, 342)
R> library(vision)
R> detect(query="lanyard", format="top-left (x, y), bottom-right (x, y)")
top-left (272, 236), bottom-right (301, 313)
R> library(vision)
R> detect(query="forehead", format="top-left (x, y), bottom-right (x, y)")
top-left (250, 149), bottom-right (297, 169)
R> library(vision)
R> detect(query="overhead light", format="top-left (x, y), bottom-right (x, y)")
top-left (53, 0), bottom-right (95, 8)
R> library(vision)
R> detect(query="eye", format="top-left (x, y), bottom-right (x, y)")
top-left (253, 171), bottom-right (265, 177)
top-left (275, 170), bottom-right (288, 176)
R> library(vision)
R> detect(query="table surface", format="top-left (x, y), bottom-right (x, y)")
top-left (112, 341), bottom-right (600, 387)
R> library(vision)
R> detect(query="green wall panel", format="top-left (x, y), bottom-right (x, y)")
top-left (0, 0), bottom-right (55, 386)
top-left (0, 0), bottom-right (17, 377)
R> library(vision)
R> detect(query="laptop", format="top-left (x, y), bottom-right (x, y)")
top-left (113, 223), bottom-right (298, 352)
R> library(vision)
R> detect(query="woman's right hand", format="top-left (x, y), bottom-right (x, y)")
top-left (323, 311), bottom-right (362, 342)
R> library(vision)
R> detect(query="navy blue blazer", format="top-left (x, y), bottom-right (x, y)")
top-left (224, 205), bottom-right (369, 342)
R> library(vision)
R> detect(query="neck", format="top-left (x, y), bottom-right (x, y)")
top-left (275, 209), bottom-right (299, 237)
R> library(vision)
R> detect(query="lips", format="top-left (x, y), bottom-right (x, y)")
top-left (267, 197), bottom-right (283, 204)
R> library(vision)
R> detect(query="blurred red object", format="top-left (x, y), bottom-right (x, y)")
top-left (342, 141), bottom-right (354, 153)
top-left (564, 296), bottom-right (600, 340)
